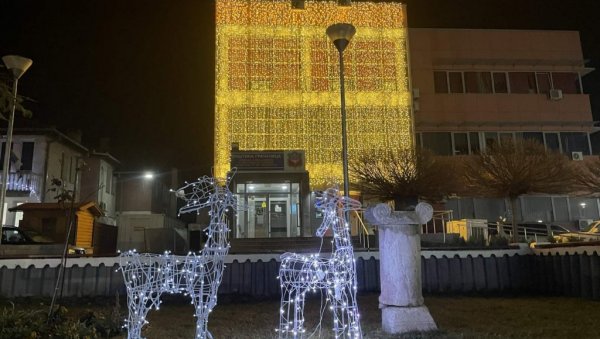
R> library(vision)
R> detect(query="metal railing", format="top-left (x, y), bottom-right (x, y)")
top-left (0, 171), bottom-right (43, 194)
top-left (353, 210), bottom-right (371, 250)
top-left (422, 210), bottom-right (454, 243)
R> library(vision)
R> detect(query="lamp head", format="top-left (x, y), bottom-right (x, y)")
top-left (2, 55), bottom-right (32, 80)
top-left (326, 23), bottom-right (356, 53)
top-left (291, 0), bottom-right (305, 10)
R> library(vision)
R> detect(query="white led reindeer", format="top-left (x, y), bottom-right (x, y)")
top-left (278, 187), bottom-right (362, 338)
top-left (119, 173), bottom-right (240, 339)
top-left (176, 174), bottom-right (239, 339)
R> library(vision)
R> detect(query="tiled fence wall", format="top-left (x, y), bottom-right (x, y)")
top-left (1, 250), bottom-right (598, 300)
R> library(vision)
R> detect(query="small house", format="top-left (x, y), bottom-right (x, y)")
top-left (9, 201), bottom-right (103, 253)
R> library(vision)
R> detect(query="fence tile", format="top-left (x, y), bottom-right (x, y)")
top-left (1, 253), bottom-right (599, 301)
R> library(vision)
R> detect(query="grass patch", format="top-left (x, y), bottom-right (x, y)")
top-left (1, 294), bottom-right (598, 338)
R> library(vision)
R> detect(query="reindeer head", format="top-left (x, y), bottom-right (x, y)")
top-left (315, 187), bottom-right (362, 237)
top-left (175, 170), bottom-right (240, 215)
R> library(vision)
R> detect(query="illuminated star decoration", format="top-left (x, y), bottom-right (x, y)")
top-left (277, 187), bottom-right (362, 338)
top-left (119, 172), bottom-right (242, 339)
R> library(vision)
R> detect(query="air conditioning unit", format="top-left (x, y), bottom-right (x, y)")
top-left (413, 101), bottom-right (420, 112)
top-left (549, 89), bottom-right (563, 100)
top-left (412, 88), bottom-right (420, 99)
top-left (572, 151), bottom-right (584, 161)
top-left (578, 219), bottom-right (593, 231)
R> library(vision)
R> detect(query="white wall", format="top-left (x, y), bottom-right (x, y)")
top-left (96, 158), bottom-right (117, 218)
top-left (44, 140), bottom-right (86, 203)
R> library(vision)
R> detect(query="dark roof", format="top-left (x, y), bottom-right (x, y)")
top-left (9, 201), bottom-right (103, 216)
top-left (3, 127), bottom-right (89, 153)
top-left (90, 151), bottom-right (121, 166)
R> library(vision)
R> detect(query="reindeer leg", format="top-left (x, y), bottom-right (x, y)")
top-left (125, 290), bottom-right (156, 339)
top-left (328, 279), bottom-right (362, 339)
top-left (192, 296), bottom-right (211, 339)
top-left (278, 282), bottom-right (292, 338)
top-left (328, 284), bottom-right (345, 338)
top-left (292, 287), bottom-right (307, 338)
top-left (346, 281), bottom-right (362, 338)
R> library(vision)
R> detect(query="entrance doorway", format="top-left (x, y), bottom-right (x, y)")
top-left (235, 183), bottom-right (300, 238)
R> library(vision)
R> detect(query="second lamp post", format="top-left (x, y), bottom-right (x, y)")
top-left (326, 23), bottom-right (356, 199)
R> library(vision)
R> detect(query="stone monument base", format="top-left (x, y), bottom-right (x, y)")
top-left (381, 305), bottom-right (438, 334)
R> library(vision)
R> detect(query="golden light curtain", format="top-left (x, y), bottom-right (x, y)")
top-left (215, 0), bottom-right (413, 187)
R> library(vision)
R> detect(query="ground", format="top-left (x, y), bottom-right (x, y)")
top-left (3, 294), bottom-right (599, 338)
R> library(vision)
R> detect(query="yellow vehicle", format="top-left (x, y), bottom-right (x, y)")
top-left (555, 221), bottom-right (600, 243)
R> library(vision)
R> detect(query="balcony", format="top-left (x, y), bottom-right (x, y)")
top-left (416, 93), bottom-right (593, 131)
top-left (0, 171), bottom-right (43, 195)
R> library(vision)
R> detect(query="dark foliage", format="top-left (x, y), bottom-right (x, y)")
top-left (350, 149), bottom-right (458, 208)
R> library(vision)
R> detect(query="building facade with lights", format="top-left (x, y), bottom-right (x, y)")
top-left (214, 0), bottom-right (412, 238)
top-left (213, 1), bottom-right (597, 240)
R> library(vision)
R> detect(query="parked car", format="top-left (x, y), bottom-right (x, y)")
top-left (554, 221), bottom-right (600, 243)
top-left (488, 222), bottom-right (570, 240)
top-left (1, 226), bottom-right (85, 257)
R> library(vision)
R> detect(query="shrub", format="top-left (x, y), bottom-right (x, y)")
top-left (466, 234), bottom-right (486, 247)
top-left (489, 235), bottom-right (510, 248)
top-left (79, 294), bottom-right (124, 337)
top-left (0, 303), bottom-right (98, 338)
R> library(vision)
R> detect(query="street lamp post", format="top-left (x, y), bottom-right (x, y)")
top-left (327, 23), bottom-right (356, 199)
top-left (0, 55), bottom-right (32, 245)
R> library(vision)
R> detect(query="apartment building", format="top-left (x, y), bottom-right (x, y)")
top-left (410, 28), bottom-right (597, 227)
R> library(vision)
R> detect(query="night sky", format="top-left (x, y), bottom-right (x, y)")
top-left (1, 0), bottom-right (599, 181)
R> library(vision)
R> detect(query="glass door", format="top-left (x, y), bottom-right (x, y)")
top-left (235, 182), bottom-right (300, 238)
top-left (269, 194), bottom-right (289, 237)
top-left (248, 195), bottom-right (268, 238)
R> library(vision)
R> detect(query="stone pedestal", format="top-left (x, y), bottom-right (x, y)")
top-left (365, 202), bottom-right (438, 334)
top-left (381, 306), bottom-right (437, 333)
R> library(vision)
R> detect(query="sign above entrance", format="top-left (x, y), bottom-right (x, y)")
top-left (231, 150), bottom-right (305, 172)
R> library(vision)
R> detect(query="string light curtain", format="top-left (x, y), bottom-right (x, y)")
top-left (215, 0), bottom-right (412, 188)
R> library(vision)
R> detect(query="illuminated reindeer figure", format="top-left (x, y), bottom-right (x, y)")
top-left (119, 173), bottom-right (240, 339)
top-left (176, 174), bottom-right (239, 339)
top-left (278, 187), bottom-right (362, 338)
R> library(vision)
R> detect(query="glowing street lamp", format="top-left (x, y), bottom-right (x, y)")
top-left (0, 55), bottom-right (32, 245)
top-left (116, 170), bottom-right (155, 214)
top-left (291, 0), bottom-right (305, 10)
top-left (327, 23), bottom-right (356, 199)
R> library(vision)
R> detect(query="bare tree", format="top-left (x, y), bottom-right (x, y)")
top-left (463, 139), bottom-right (574, 242)
top-left (350, 148), bottom-right (458, 210)
top-left (0, 68), bottom-right (32, 119)
top-left (572, 156), bottom-right (600, 196)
